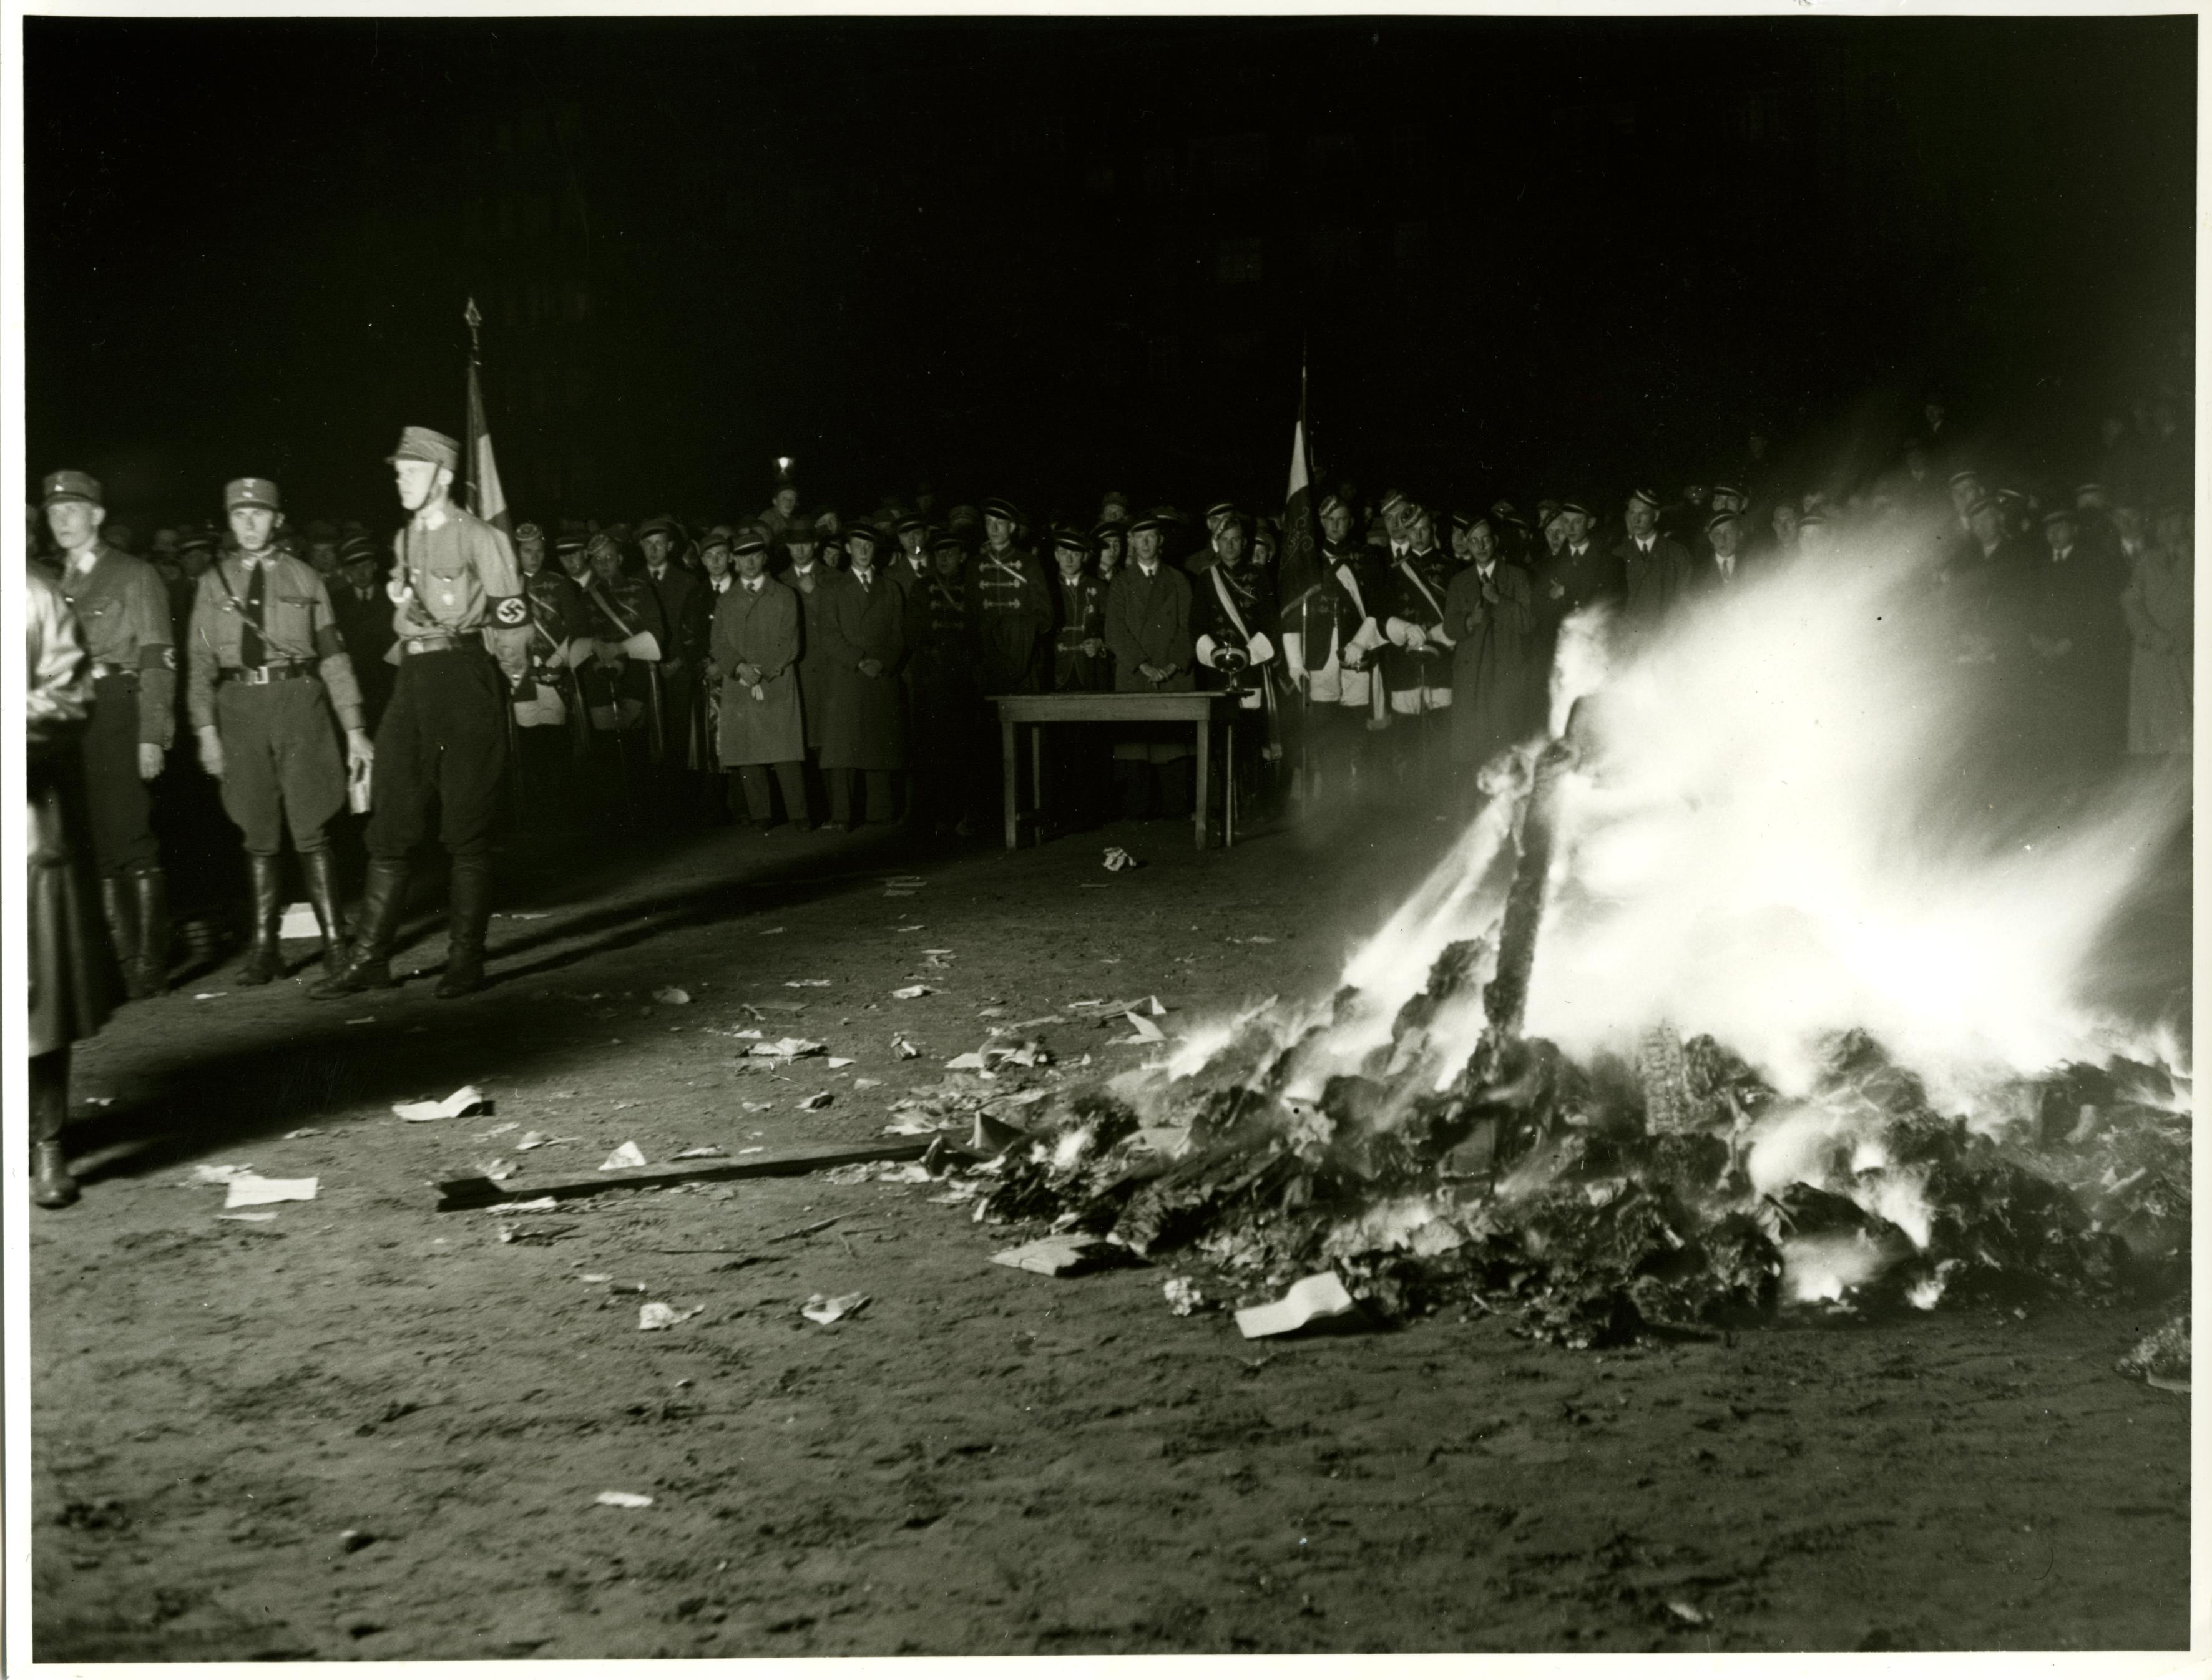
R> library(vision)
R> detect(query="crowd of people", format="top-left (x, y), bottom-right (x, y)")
top-left (23, 395), bottom-right (2195, 1208)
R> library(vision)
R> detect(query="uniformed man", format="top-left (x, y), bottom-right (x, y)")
top-left (712, 531), bottom-right (813, 832)
top-left (512, 520), bottom-right (590, 822)
top-left (311, 426), bottom-right (530, 1000)
top-left (573, 529), bottom-right (663, 823)
top-left (756, 472), bottom-right (801, 544)
top-left (1104, 514), bottom-right (1197, 819)
top-left (894, 515), bottom-right (931, 574)
top-left (187, 477), bottom-right (374, 983)
top-left (1380, 504), bottom-right (1457, 780)
top-left (1280, 492), bottom-right (1386, 802)
top-left (43, 469), bottom-right (177, 998)
top-left (973, 498), bottom-right (1052, 696)
top-left (1192, 511), bottom-right (1283, 819)
top-left (1092, 520), bottom-right (1127, 585)
top-left (819, 524), bottom-right (909, 829)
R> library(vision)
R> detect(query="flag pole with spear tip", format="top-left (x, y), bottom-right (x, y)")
top-left (463, 297), bottom-right (528, 825)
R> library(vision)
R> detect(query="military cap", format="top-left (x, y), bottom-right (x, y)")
top-left (697, 527), bottom-right (734, 553)
top-left (981, 497), bottom-right (1022, 525)
top-left (844, 524), bottom-right (882, 550)
top-left (179, 525), bottom-right (218, 554)
top-left (1704, 509), bottom-right (1740, 535)
top-left (930, 529), bottom-right (969, 554)
top-left (895, 515), bottom-right (930, 537)
top-left (2073, 482), bottom-right (2107, 499)
top-left (1945, 469), bottom-right (1980, 490)
top-left (1317, 492), bottom-right (1349, 517)
top-left (637, 514), bottom-right (683, 541)
top-left (554, 533), bottom-right (588, 557)
top-left (1627, 487), bottom-right (1661, 511)
top-left (1490, 499), bottom-right (1519, 520)
top-left (1799, 509), bottom-right (1833, 528)
top-left (387, 426), bottom-right (460, 471)
top-left (1251, 523), bottom-right (1280, 555)
top-left (515, 521), bottom-right (545, 544)
top-left (1559, 500), bottom-right (1594, 520)
top-left (40, 469), bottom-right (102, 507)
top-left (732, 531), bottom-right (769, 558)
top-left (1204, 501), bottom-right (1239, 530)
top-left (1050, 525), bottom-right (1093, 554)
top-left (338, 532), bottom-right (381, 567)
top-left (1378, 489), bottom-right (1411, 518)
top-left (947, 504), bottom-right (981, 529)
top-left (224, 477), bottom-right (281, 512)
top-left (1995, 487), bottom-right (2028, 506)
top-left (1500, 510), bottom-right (1531, 531)
top-left (1123, 514), bottom-right (1167, 538)
top-left (1711, 482), bottom-right (1746, 501)
top-left (1089, 520), bottom-right (1125, 547)
top-left (2040, 506), bottom-right (2077, 527)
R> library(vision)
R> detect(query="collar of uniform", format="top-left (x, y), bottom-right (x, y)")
top-left (69, 545), bottom-right (101, 575)
top-left (414, 504), bottom-right (451, 533)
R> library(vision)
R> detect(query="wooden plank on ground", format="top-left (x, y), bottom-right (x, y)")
top-left (433, 1138), bottom-right (934, 1211)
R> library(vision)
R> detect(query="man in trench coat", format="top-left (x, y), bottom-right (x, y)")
top-left (818, 525), bottom-right (909, 828)
top-left (711, 532), bottom-right (812, 832)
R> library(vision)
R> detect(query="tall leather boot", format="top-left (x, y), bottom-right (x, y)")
top-left (29, 1049), bottom-right (79, 1209)
top-left (308, 857), bottom-right (407, 999)
top-left (434, 854), bottom-right (492, 998)
top-left (130, 866), bottom-right (171, 999)
top-left (298, 847), bottom-right (351, 978)
top-left (100, 875), bottom-right (145, 999)
top-left (235, 854), bottom-right (285, 985)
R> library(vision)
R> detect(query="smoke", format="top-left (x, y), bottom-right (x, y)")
top-left (1520, 513), bottom-right (2186, 1110)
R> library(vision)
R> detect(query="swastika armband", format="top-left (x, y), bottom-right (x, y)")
top-left (492, 595), bottom-right (528, 627)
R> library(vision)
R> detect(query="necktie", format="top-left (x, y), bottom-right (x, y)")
top-left (241, 562), bottom-right (267, 668)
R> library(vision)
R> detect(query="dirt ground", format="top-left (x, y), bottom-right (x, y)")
top-left (30, 800), bottom-right (2191, 1658)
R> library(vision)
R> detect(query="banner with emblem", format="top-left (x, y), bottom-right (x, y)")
top-left (462, 296), bottom-right (512, 539)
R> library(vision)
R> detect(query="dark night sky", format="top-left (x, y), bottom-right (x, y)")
top-left (25, 14), bottom-right (2196, 533)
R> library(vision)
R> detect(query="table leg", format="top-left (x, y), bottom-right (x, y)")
top-left (1193, 713), bottom-right (1210, 849)
top-left (1031, 723), bottom-right (1045, 841)
top-left (1001, 716), bottom-right (1018, 850)
top-left (1226, 717), bottom-right (1236, 849)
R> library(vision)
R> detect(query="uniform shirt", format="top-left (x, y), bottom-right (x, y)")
top-left (521, 567), bottom-right (589, 680)
top-left (57, 542), bottom-right (175, 747)
top-left (187, 548), bottom-right (366, 732)
top-left (389, 502), bottom-right (530, 679)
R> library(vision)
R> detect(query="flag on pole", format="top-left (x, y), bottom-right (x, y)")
top-left (1278, 361), bottom-right (1323, 608)
top-left (462, 297), bottom-right (512, 537)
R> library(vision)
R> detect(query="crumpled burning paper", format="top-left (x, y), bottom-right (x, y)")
top-left (393, 1085), bottom-right (490, 1122)
top-left (638, 1302), bottom-right (703, 1331)
top-left (800, 1292), bottom-right (869, 1326)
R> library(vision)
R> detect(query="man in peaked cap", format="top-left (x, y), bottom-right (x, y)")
top-left (511, 519), bottom-right (592, 823)
top-left (974, 498), bottom-right (1052, 696)
top-left (44, 469), bottom-right (179, 999)
top-left (903, 528), bottom-right (985, 838)
top-left (187, 476), bottom-right (374, 985)
top-left (312, 424), bottom-right (531, 1001)
top-left (711, 530), bottom-right (813, 834)
top-left (637, 514), bottom-right (708, 816)
top-left (1615, 486), bottom-right (1695, 636)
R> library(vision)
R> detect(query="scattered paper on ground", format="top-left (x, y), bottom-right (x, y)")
top-left (883, 1113), bottom-right (941, 1136)
top-left (801, 1292), bottom-right (870, 1325)
top-left (1103, 847), bottom-right (1136, 871)
top-left (594, 1491), bottom-right (653, 1508)
top-left (223, 1174), bottom-right (318, 1208)
top-left (498, 1196), bottom-right (560, 1213)
top-left (750, 1037), bottom-right (824, 1058)
top-left (281, 1128), bottom-right (321, 1140)
top-left (599, 1141), bottom-right (647, 1170)
top-left (278, 903), bottom-right (320, 939)
top-left (826, 1057), bottom-right (854, 1069)
top-left (891, 985), bottom-right (934, 999)
top-left (217, 1211), bottom-right (280, 1224)
top-left (652, 986), bottom-right (692, 1005)
top-left (892, 1037), bottom-right (919, 1058)
top-left (392, 1085), bottom-right (489, 1122)
top-left (638, 1302), bottom-right (703, 1331)
top-left (797, 1092), bottom-right (833, 1111)
top-left (1236, 1272), bottom-right (1357, 1339)
top-left (991, 1235), bottom-right (1112, 1277)
top-left (672, 1146), bottom-right (725, 1160)
top-left (854, 1077), bottom-right (883, 1090)
top-left (1117, 1012), bottom-right (1166, 1044)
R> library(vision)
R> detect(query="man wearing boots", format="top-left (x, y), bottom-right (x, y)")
top-left (43, 469), bottom-right (178, 1000)
top-left (312, 426), bottom-right (530, 1000)
top-left (187, 477), bottom-right (375, 985)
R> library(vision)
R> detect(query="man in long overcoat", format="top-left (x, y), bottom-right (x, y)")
top-left (712, 532), bottom-right (811, 831)
top-left (1442, 514), bottom-right (1539, 792)
top-left (1104, 515), bottom-right (1197, 818)
top-left (819, 526), bottom-right (909, 828)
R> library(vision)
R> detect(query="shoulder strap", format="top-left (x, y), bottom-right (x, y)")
top-left (1208, 565), bottom-right (1252, 641)
top-left (1396, 557), bottom-right (1446, 622)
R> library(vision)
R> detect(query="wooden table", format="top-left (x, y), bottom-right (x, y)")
top-left (991, 691), bottom-right (1238, 851)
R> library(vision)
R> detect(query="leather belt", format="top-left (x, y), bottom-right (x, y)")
top-left (404, 634), bottom-right (466, 653)
top-left (222, 662), bottom-right (314, 686)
